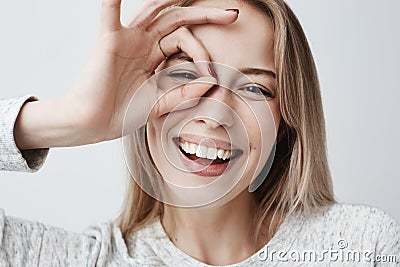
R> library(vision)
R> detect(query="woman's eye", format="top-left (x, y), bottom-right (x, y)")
top-left (238, 85), bottom-right (273, 98)
top-left (167, 72), bottom-right (198, 81)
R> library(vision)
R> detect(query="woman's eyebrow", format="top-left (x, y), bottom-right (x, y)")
top-left (165, 53), bottom-right (276, 80)
top-left (166, 52), bottom-right (193, 62)
top-left (240, 68), bottom-right (276, 80)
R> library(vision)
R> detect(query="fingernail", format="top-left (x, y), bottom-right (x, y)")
top-left (208, 64), bottom-right (217, 78)
top-left (225, 9), bottom-right (239, 14)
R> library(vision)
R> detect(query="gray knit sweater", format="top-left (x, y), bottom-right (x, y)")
top-left (0, 96), bottom-right (399, 266)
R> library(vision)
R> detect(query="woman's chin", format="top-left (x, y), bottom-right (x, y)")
top-left (157, 164), bottom-right (254, 208)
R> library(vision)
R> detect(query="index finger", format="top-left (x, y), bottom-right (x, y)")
top-left (147, 7), bottom-right (239, 39)
top-left (129, 0), bottom-right (184, 29)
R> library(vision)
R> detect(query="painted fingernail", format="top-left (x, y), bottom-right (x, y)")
top-left (225, 9), bottom-right (239, 14)
top-left (208, 64), bottom-right (217, 78)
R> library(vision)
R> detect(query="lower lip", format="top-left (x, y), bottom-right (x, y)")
top-left (175, 145), bottom-right (241, 177)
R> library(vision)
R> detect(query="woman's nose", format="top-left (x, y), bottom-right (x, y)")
top-left (192, 85), bottom-right (235, 129)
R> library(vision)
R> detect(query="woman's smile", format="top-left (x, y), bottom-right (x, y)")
top-left (173, 134), bottom-right (244, 177)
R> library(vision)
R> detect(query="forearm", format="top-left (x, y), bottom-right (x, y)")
top-left (14, 98), bottom-right (94, 150)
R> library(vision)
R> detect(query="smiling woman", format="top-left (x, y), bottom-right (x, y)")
top-left (0, 0), bottom-right (399, 266)
top-left (118, 0), bottom-right (398, 265)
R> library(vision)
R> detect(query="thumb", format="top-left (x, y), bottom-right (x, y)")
top-left (100, 0), bottom-right (122, 33)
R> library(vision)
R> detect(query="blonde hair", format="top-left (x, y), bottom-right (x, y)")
top-left (117, 0), bottom-right (335, 242)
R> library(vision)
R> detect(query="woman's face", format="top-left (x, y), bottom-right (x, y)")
top-left (146, 0), bottom-right (281, 206)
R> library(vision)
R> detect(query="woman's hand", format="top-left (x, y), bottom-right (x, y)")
top-left (14, 0), bottom-right (238, 149)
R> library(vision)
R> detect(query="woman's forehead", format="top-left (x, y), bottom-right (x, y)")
top-left (188, 0), bottom-right (275, 72)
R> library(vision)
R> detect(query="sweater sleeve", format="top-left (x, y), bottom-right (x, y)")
top-left (375, 210), bottom-right (400, 266)
top-left (0, 208), bottom-right (105, 266)
top-left (0, 96), bottom-right (49, 172)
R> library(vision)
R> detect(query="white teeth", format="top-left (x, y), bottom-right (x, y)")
top-left (189, 143), bottom-right (196, 154)
top-left (223, 150), bottom-right (231, 160)
top-left (217, 149), bottom-right (225, 159)
top-left (207, 147), bottom-right (217, 160)
top-left (196, 145), bottom-right (208, 158)
top-left (179, 141), bottom-right (232, 160)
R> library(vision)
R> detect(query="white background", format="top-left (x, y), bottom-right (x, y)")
top-left (0, 0), bottom-right (399, 232)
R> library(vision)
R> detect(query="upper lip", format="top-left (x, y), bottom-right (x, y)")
top-left (174, 133), bottom-right (241, 151)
